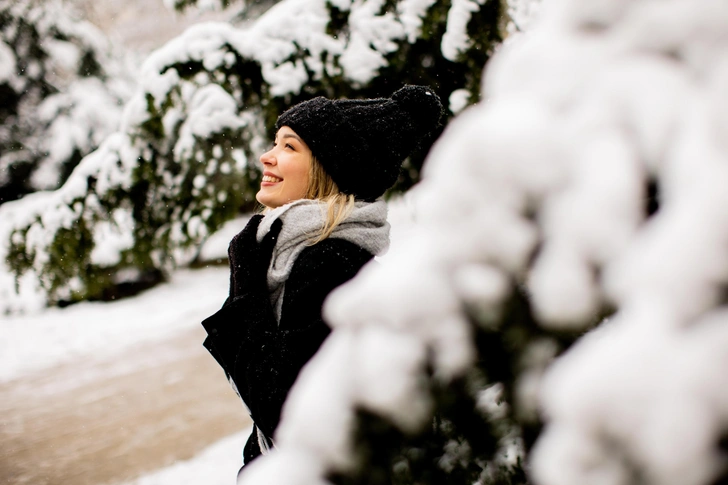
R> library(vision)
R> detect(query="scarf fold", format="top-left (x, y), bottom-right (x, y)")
top-left (256, 198), bottom-right (390, 320)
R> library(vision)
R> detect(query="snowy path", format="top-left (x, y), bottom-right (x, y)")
top-left (2, 267), bottom-right (230, 383)
top-left (0, 267), bottom-right (250, 485)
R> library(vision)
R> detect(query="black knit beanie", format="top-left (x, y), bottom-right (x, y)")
top-left (275, 85), bottom-right (443, 201)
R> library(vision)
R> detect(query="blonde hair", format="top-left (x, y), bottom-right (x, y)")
top-left (305, 155), bottom-right (356, 243)
top-left (257, 155), bottom-right (356, 242)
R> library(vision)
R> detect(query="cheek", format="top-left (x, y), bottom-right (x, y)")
top-left (293, 170), bottom-right (309, 197)
top-left (293, 162), bottom-right (310, 193)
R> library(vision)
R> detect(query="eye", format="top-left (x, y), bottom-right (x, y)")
top-left (285, 143), bottom-right (295, 150)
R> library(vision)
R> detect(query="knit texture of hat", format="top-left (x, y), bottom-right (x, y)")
top-left (275, 85), bottom-right (443, 201)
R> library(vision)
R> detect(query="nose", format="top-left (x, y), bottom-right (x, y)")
top-left (260, 148), bottom-right (276, 166)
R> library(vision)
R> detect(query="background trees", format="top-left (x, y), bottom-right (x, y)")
top-left (0, 0), bottom-right (132, 204)
top-left (0, 0), bottom-right (507, 313)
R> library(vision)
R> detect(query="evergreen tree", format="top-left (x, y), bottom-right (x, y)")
top-left (0, 0), bottom-right (505, 311)
top-left (0, 0), bottom-right (132, 204)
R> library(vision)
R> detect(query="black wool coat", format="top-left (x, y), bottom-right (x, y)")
top-left (202, 237), bottom-right (374, 465)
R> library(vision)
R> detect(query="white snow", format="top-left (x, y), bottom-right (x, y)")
top-left (337, 0), bottom-right (403, 84)
top-left (398, 0), bottom-right (438, 43)
top-left (506, 0), bottom-right (543, 35)
top-left (0, 41), bottom-right (16, 83)
top-left (89, 207), bottom-right (136, 266)
top-left (447, 88), bottom-right (470, 114)
top-left (42, 38), bottom-right (82, 75)
top-left (116, 429), bottom-right (249, 485)
top-left (441, 0), bottom-right (485, 61)
top-left (0, 266), bottom-right (228, 383)
top-left (198, 215), bottom-right (251, 262)
top-left (173, 83), bottom-right (247, 160)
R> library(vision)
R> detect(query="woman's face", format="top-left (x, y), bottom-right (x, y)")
top-left (256, 126), bottom-right (312, 208)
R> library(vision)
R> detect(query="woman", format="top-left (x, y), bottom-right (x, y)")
top-left (201, 85), bottom-right (443, 469)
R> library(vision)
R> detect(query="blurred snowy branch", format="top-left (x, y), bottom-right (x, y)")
top-left (506, 0), bottom-right (543, 34)
top-left (238, 0), bottom-right (728, 484)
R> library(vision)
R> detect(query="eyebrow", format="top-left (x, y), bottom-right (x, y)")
top-left (277, 133), bottom-right (303, 143)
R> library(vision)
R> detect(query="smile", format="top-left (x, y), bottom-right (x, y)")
top-left (262, 175), bottom-right (282, 183)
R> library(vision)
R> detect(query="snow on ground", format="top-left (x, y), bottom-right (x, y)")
top-left (116, 429), bottom-right (250, 485)
top-left (0, 266), bottom-right (228, 384)
top-left (199, 215), bottom-right (252, 262)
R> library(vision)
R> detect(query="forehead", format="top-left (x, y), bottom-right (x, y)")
top-left (276, 126), bottom-right (301, 139)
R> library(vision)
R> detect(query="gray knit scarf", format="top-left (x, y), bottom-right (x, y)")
top-left (256, 198), bottom-right (390, 321)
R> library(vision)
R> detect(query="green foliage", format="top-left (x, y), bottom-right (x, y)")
top-left (327, 291), bottom-right (552, 485)
top-left (331, 380), bottom-right (527, 485)
top-left (321, 284), bottom-right (598, 485)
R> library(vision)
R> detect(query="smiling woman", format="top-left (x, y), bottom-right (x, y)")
top-left (256, 127), bottom-right (312, 209)
top-left (200, 85), bottom-right (443, 481)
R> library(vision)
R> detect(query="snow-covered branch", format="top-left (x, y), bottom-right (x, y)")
top-left (0, 0), bottom-right (132, 202)
top-left (237, 0), bottom-right (728, 483)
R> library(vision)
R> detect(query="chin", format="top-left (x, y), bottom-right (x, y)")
top-left (256, 197), bottom-right (274, 209)
top-left (255, 193), bottom-right (268, 207)
top-left (256, 194), bottom-right (283, 210)
top-left (256, 189), bottom-right (306, 209)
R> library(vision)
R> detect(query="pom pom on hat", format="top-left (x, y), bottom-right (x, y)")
top-left (275, 85), bottom-right (443, 200)
top-left (391, 85), bottom-right (443, 133)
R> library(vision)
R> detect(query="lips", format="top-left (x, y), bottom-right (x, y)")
top-left (262, 174), bottom-right (282, 183)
